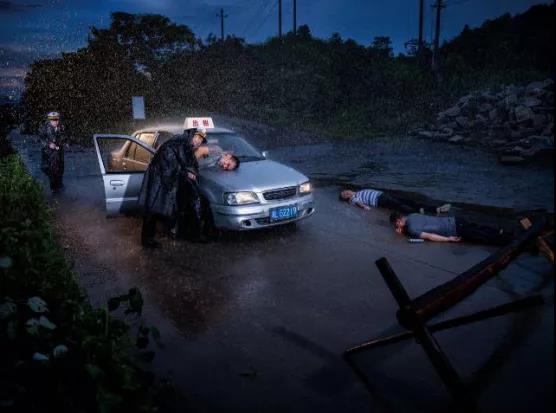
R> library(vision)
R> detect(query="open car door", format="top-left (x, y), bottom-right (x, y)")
top-left (92, 134), bottom-right (155, 215)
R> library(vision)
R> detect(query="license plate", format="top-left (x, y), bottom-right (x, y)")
top-left (269, 204), bottom-right (298, 222)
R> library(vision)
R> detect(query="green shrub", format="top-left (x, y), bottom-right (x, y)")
top-left (0, 154), bottom-right (159, 412)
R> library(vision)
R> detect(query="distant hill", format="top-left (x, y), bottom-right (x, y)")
top-left (441, 3), bottom-right (554, 73)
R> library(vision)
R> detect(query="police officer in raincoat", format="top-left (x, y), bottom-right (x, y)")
top-left (138, 129), bottom-right (208, 248)
top-left (39, 111), bottom-right (66, 192)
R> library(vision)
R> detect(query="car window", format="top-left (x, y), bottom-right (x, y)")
top-left (125, 141), bottom-right (136, 158)
top-left (133, 145), bottom-right (152, 164)
top-left (138, 132), bottom-right (156, 147)
top-left (124, 133), bottom-right (156, 165)
top-left (98, 137), bottom-right (153, 173)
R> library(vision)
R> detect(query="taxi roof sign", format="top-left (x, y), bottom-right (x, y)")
top-left (184, 117), bottom-right (214, 130)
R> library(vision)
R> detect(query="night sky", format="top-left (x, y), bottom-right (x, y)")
top-left (0, 0), bottom-right (550, 99)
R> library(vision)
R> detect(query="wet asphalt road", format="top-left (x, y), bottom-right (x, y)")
top-left (12, 126), bottom-right (554, 412)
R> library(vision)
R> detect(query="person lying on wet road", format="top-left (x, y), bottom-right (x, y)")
top-left (340, 188), bottom-right (451, 215)
top-left (389, 211), bottom-right (514, 245)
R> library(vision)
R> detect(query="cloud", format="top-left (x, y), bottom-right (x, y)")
top-left (0, 67), bottom-right (27, 77)
top-left (0, 43), bottom-right (48, 65)
top-left (0, 76), bottom-right (24, 87)
top-left (0, 47), bottom-right (29, 98)
top-left (0, 1), bottom-right (42, 13)
top-left (0, 44), bottom-right (36, 66)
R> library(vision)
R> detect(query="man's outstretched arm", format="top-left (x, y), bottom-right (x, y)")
top-left (354, 201), bottom-right (371, 210)
top-left (419, 232), bottom-right (461, 242)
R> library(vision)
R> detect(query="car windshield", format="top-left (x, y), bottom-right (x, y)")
top-left (200, 133), bottom-right (264, 168)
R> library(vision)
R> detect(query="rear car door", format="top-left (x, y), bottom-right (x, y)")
top-left (92, 134), bottom-right (155, 215)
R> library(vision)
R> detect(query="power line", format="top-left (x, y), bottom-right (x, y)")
top-left (240, 0), bottom-right (267, 37)
top-left (251, 0), bottom-right (278, 39)
top-left (445, 0), bottom-right (472, 6)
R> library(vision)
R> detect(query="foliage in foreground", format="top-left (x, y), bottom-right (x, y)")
top-left (0, 154), bottom-right (160, 412)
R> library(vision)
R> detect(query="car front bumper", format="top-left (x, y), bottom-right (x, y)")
top-left (211, 194), bottom-right (315, 230)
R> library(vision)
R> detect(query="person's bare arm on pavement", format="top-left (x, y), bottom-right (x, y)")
top-left (354, 201), bottom-right (371, 210)
top-left (419, 232), bottom-right (461, 242)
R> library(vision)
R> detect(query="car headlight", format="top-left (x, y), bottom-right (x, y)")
top-left (299, 182), bottom-right (312, 194)
top-left (224, 191), bottom-right (260, 205)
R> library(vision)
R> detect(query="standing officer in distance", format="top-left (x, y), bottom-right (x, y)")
top-left (39, 111), bottom-right (66, 193)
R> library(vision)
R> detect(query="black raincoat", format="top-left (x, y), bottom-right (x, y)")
top-left (138, 135), bottom-right (199, 218)
top-left (39, 122), bottom-right (65, 188)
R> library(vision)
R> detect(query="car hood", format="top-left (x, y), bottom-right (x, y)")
top-left (200, 160), bottom-right (308, 192)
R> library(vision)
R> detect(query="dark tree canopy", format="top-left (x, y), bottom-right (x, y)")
top-left (21, 4), bottom-right (554, 143)
top-left (441, 4), bottom-right (554, 73)
top-left (369, 36), bottom-right (393, 58)
top-left (89, 12), bottom-right (196, 68)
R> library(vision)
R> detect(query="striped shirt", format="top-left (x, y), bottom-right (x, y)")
top-left (350, 189), bottom-right (383, 208)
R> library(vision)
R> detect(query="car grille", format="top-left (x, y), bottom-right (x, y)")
top-left (263, 186), bottom-right (297, 201)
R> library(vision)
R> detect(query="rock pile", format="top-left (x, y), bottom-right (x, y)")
top-left (412, 79), bottom-right (554, 163)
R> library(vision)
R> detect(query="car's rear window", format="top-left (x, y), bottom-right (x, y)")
top-left (137, 132), bottom-right (156, 147)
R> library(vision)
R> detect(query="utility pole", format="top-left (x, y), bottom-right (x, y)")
top-left (278, 0), bottom-right (282, 39)
top-left (418, 0), bottom-right (424, 53)
top-left (217, 8), bottom-right (228, 42)
top-left (431, 0), bottom-right (445, 72)
top-left (293, 0), bottom-right (297, 35)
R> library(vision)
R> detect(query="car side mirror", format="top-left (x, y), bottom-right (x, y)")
top-left (262, 150), bottom-right (268, 158)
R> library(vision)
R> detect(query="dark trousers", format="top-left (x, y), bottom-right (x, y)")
top-left (42, 148), bottom-right (64, 191)
top-left (377, 193), bottom-right (436, 214)
top-left (49, 173), bottom-right (64, 191)
top-left (141, 213), bottom-right (159, 243)
top-left (176, 179), bottom-right (202, 240)
top-left (455, 218), bottom-right (514, 246)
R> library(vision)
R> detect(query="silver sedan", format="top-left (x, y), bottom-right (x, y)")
top-left (93, 125), bottom-right (315, 230)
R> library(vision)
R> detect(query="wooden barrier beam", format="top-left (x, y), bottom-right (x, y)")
top-left (399, 218), bottom-right (547, 329)
top-left (520, 218), bottom-right (554, 265)
top-left (374, 258), bottom-right (480, 412)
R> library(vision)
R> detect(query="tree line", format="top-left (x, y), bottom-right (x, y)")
top-left (21, 4), bottom-right (554, 143)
